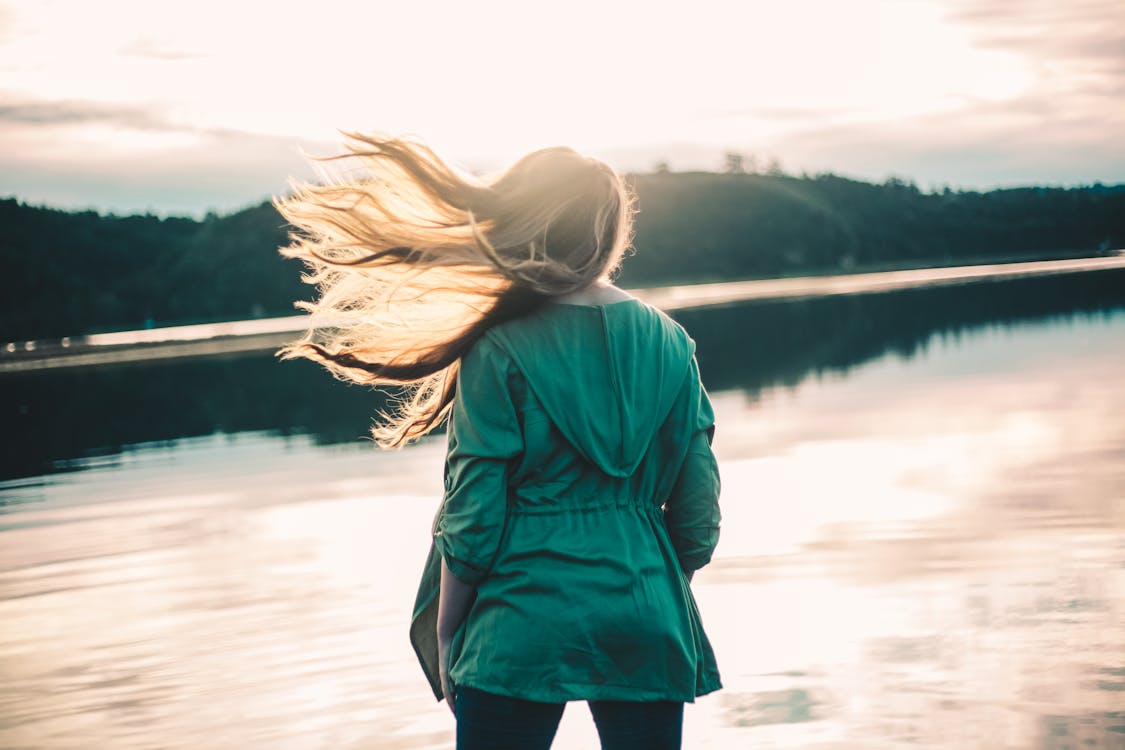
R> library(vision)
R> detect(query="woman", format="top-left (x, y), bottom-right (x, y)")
top-left (274, 133), bottom-right (722, 749)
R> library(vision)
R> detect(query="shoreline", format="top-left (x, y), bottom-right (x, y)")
top-left (3, 252), bottom-right (1123, 373)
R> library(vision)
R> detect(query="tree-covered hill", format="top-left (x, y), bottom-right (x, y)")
top-left (624, 173), bottom-right (1123, 283)
top-left (2, 173), bottom-right (1122, 340)
top-left (0, 201), bottom-right (303, 340)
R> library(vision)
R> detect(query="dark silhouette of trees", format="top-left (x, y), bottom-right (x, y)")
top-left (2, 173), bottom-right (1122, 340)
top-left (620, 172), bottom-right (1123, 285)
top-left (722, 151), bottom-right (746, 174)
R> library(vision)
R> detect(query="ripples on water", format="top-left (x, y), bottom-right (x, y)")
top-left (1, 302), bottom-right (1124, 748)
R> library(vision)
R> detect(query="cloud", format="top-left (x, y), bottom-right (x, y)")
top-left (721, 0), bottom-right (1125, 189)
top-left (706, 106), bottom-right (863, 124)
top-left (766, 94), bottom-right (1125, 189)
top-left (118, 37), bottom-right (208, 61)
top-left (607, 75), bottom-right (1124, 189)
top-left (0, 128), bottom-right (320, 217)
top-left (0, 97), bottom-right (171, 130)
top-left (0, 92), bottom-right (336, 152)
top-left (943, 0), bottom-right (1125, 93)
top-left (610, 1), bottom-right (1124, 185)
top-left (0, 93), bottom-right (334, 216)
top-left (1, 0), bottom-right (1121, 214)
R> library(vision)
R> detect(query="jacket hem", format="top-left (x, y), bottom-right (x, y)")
top-left (451, 675), bottom-right (722, 705)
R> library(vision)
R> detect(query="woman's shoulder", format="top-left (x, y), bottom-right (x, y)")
top-left (480, 293), bottom-right (693, 356)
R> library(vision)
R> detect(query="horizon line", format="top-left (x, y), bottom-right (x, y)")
top-left (4, 172), bottom-right (1124, 222)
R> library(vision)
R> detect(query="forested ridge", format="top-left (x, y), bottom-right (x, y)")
top-left (2, 172), bottom-right (1122, 340)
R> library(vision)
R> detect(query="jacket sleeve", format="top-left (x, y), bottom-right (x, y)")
top-left (663, 357), bottom-right (722, 573)
top-left (432, 334), bottom-right (523, 586)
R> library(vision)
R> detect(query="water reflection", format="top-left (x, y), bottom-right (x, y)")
top-left (1, 279), bottom-right (1124, 748)
top-left (680, 266), bottom-right (1125, 395)
top-left (697, 309), bottom-right (1125, 749)
top-left (0, 435), bottom-right (452, 749)
top-left (2, 268), bottom-right (1123, 484)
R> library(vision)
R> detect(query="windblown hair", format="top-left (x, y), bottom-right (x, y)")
top-left (274, 132), bottom-right (637, 448)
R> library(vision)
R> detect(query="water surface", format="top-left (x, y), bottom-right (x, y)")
top-left (1, 278), bottom-right (1123, 749)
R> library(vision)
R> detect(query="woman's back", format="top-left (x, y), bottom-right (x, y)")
top-left (411, 296), bottom-right (722, 703)
top-left (274, 133), bottom-right (722, 744)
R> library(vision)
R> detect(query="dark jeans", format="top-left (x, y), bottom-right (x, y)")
top-left (454, 685), bottom-right (684, 750)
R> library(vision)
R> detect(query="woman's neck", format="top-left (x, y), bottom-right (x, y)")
top-left (553, 281), bottom-right (634, 305)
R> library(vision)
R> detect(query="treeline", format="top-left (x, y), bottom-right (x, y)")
top-left (0, 201), bottom-right (302, 341)
top-left (2, 173), bottom-right (1123, 340)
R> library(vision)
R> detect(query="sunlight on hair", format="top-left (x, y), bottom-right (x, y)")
top-left (273, 132), bottom-right (636, 447)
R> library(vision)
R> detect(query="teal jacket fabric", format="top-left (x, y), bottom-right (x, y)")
top-left (409, 297), bottom-right (722, 703)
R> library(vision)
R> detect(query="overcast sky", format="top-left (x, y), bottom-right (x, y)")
top-left (1, 0), bottom-right (1122, 217)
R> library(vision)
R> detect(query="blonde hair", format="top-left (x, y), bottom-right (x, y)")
top-left (274, 132), bottom-right (636, 448)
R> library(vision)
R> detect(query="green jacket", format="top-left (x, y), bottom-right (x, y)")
top-left (409, 297), bottom-right (722, 703)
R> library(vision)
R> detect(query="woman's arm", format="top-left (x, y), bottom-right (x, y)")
top-left (664, 359), bottom-right (722, 579)
top-left (664, 426), bottom-right (721, 576)
top-left (436, 557), bottom-right (476, 713)
top-left (431, 336), bottom-right (522, 712)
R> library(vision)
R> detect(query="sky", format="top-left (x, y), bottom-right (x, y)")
top-left (0, 0), bottom-right (1122, 217)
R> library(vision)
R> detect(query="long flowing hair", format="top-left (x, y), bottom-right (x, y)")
top-left (273, 132), bottom-right (637, 448)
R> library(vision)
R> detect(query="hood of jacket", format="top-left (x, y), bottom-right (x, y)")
top-left (485, 299), bottom-right (695, 478)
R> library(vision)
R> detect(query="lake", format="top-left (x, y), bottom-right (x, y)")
top-left (1, 269), bottom-right (1124, 749)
